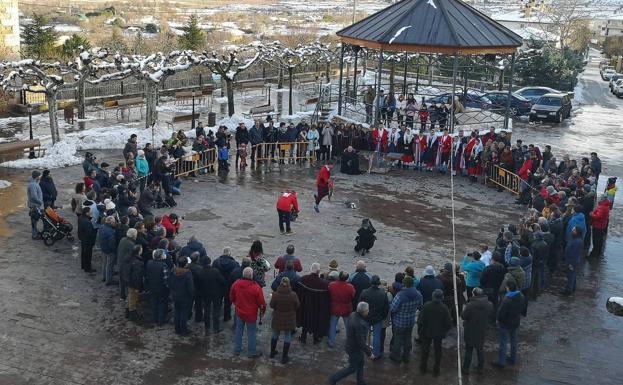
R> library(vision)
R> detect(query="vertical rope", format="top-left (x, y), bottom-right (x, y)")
top-left (449, 55), bottom-right (463, 385)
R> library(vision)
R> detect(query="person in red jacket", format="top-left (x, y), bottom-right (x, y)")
top-left (328, 271), bottom-right (356, 347)
top-left (314, 164), bottom-right (333, 213)
top-left (516, 155), bottom-right (534, 204)
top-left (276, 190), bottom-right (299, 235)
top-left (230, 267), bottom-right (267, 358)
top-left (589, 195), bottom-right (611, 258)
top-left (162, 213), bottom-right (181, 235)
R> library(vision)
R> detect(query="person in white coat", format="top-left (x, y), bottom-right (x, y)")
top-left (307, 125), bottom-right (321, 164)
top-left (321, 123), bottom-right (334, 161)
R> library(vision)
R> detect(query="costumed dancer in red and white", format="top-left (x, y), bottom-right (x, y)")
top-left (435, 128), bottom-right (452, 174)
top-left (276, 190), bottom-right (299, 235)
top-left (401, 127), bottom-right (414, 168)
top-left (451, 135), bottom-right (464, 176)
top-left (464, 132), bottom-right (483, 182)
top-left (413, 129), bottom-right (426, 171)
top-left (371, 125), bottom-right (388, 170)
top-left (422, 128), bottom-right (438, 171)
top-left (314, 164), bottom-right (333, 213)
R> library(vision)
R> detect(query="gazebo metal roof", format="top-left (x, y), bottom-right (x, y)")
top-left (336, 0), bottom-right (523, 54)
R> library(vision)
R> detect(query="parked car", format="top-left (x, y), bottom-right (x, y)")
top-left (602, 68), bottom-right (617, 81)
top-left (515, 86), bottom-right (561, 104)
top-left (529, 93), bottom-right (572, 123)
top-left (600, 65), bottom-right (614, 76)
top-left (613, 79), bottom-right (623, 98)
top-left (483, 91), bottom-right (532, 116)
top-left (425, 91), bottom-right (492, 109)
top-left (609, 74), bottom-right (623, 92)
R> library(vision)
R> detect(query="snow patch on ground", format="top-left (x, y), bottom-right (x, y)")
top-left (0, 124), bottom-right (192, 169)
top-left (280, 110), bottom-right (315, 122)
top-left (217, 114), bottom-right (252, 130)
top-left (0, 141), bottom-right (82, 169)
top-left (0, 180), bottom-right (11, 189)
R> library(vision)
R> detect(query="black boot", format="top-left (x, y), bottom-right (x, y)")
top-left (270, 339), bottom-right (279, 358)
top-left (281, 342), bottom-right (290, 364)
top-left (125, 308), bottom-right (130, 319)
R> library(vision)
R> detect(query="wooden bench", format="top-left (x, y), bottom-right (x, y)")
top-left (299, 97), bottom-right (319, 111)
top-left (296, 74), bottom-right (320, 88)
top-left (243, 105), bottom-right (275, 118)
top-left (166, 113), bottom-right (201, 130)
top-left (100, 97), bottom-right (144, 121)
top-left (0, 139), bottom-right (46, 162)
top-left (173, 91), bottom-right (207, 106)
top-left (116, 97), bottom-right (144, 121)
top-left (235, 79), bottom-right (266, 96)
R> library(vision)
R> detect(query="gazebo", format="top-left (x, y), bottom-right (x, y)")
top-left (334, 0), bottom-right (523, 131)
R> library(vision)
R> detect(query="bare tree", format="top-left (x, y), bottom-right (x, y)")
top-left (538, 0), bottom-right (601, 54)
top-left (67, 47), bottom-right (109, 119)
top-left (0, 60), bottom-right (69, 143)
top-left (90, 51), bottom-right (199, 128)
top-left (202, 44), bottom-right (263, 117)
top-left (263, 42), bottom-right (321, 115)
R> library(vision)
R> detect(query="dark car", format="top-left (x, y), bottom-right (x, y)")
top-left (483, 91), bottom-right (532, 116)
top-left (529, 93), bottom-right (572, 123)
top-left (515, 86), bottom-right (561, 104)
top-left (425, 91), bottom-right (492, 109)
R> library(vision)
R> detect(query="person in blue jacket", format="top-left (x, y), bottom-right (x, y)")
top-left (461, 251), bottom-right (486, 298)
top-left (565, 205), bottom-right (586, 243)
top-left (561, 226), bottom-right (584, 295)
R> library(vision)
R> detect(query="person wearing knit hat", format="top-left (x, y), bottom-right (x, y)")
top-left (329, 259), bottom-right (339, 271)
top-left (492, 279), bottom-right (524, 369)
top-left (27, 170), bottom-right (44, 239)
top-left (419, 265), bottom-right (443, 304)
top-left (438, 261), bottom-right (466, 325)
top-left (359, 275), bottom-right (389, 359)
top-left (499, 257), bottom-right (525, 299)
top-left (461, 286), bottom-right (494, 375)
top-left (418, 288), bottom-right (452, 376)
top-left (389, 274), bottom-right (422, 364)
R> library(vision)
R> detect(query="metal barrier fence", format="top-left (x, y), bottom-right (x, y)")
top-left (486, 163), bottom-right (521, 195)
top-left (253, 141), bottom-right (315, 165)
top-left (173, 148), bottom-right (218, 177)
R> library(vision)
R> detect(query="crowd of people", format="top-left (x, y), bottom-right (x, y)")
top-left (23, 114), bottom-right (616, 385)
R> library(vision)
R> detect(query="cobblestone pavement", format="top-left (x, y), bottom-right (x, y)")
top-left (0, 153), bottom-right (622, 385)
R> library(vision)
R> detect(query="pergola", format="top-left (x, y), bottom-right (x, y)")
top-left (335, 0), bottom-right (523, 131)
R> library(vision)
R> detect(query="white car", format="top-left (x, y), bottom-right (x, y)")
top-left (614, 79), bottom-right (623, 98)
top-left (602, 68), bottom-right (616, 81)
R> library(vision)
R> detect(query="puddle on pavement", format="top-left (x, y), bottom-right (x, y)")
top-left (0, 169), bottom-right (29, 242)
top-left (183, 208), bottom-right (223, 221)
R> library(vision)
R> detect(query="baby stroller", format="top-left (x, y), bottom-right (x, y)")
top-left (41, 207), bottom-right (74, 246)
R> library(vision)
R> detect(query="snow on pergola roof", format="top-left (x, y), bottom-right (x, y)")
top-left (336, 0), bottom-right (523, 55)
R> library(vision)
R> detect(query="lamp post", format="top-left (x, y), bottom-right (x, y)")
top-left (27, 104), bottom-right (35, 159)
top-left (191, 89), bottom-right (196, 130)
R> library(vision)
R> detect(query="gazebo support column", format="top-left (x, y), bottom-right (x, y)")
top-left (337, 44), bottom-right (346, 115)
top-left (450, 55), bottom-right (459, 135)
top-left (353, 46), bottom-right (360, 103)
top-left (402, 52), bottom-right (408, 95)
top-left (374, 48), bottom-right (384, 125)
top-left (503, 52), bottom-right (516, 130)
